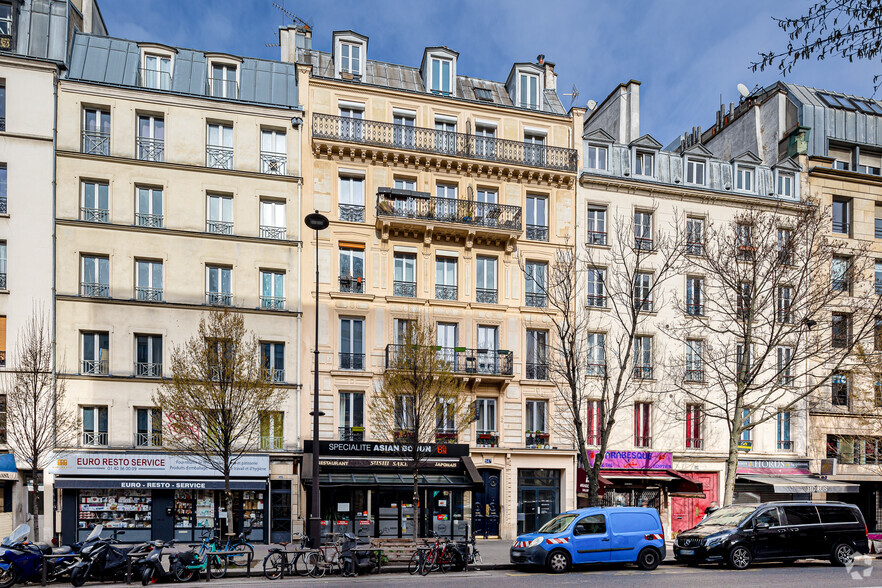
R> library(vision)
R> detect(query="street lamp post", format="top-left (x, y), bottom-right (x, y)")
top-left (305, 211), bottom-right (329, 548)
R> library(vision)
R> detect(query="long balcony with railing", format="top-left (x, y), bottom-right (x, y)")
top-left (385, 344), bottom-right (514, 378)
top-left (313, 112), bottom-right (578, 172)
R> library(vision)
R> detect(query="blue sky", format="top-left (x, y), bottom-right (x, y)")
top-left (99, 0), bottom-right (879, 144)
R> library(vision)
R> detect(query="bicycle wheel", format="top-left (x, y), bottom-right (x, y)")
top-left (209, 554), bottom-right (228, 579)
top-left (420, 549), bottom-right (436, 576)
top-left (263, 552), bottom-right (284, 580)
top-left (439, 551), bottom-right (453, 574)
top-left (229, 542), bottom-right (254, 567)
top-left (306, 552), bottom-right (326, 578)
top-left (174, 566), bottom-right (195, 583)
top-left (408, 551), bottom-right (421, 575)
top-left (293, 552), bottom-right (312, 576)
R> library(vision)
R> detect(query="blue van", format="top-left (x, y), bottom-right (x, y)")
top-left (510, 507), bottom-right (665, 573)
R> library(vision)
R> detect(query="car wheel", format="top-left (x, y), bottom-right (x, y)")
top-left (728, 545), bottom-right (752, 570)
top-left (546, 549), bottom-right (570, 574)
top-left (637, 547), bottom-right (661, 571)
top-left (831, 542), bottom-right (855, 566)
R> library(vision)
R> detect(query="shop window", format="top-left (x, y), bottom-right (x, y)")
top-left (238, 491), bottom-right (265, 536)
top-left (81, 406), bottom-right (108, 446)
top-left (260, 411), bottom-right (283, 450)
top-left (175, 489), bottom-right (215, 540)
top-left (78, 489), bottom-right (151, 532)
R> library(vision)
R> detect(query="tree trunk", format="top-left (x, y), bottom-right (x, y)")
top-left (224, 477), bottom-right (235, 538)
top-left (31, 467), bottom-right (39, 541)
top-left (412, 469), bottom-right (419, 541)
top-left (723, 433), bottom-right (739, 505)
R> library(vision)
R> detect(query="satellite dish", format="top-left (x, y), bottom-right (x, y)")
top-left (737, 83), bottom-right (750, 98)
top-left (586, 99), bottom-right (597, 111)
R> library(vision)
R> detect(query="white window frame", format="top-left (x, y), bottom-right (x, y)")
top-left (339, 41), bottom-right (363, 76)
top-left (685, 157), bottom-right (706, 185)
top-left (525, 400), bottom-right (547, 432)
top-left (518, 72), bottom-right (540, 109)
top-left (587, 144), bottom-right (608, 171)
top-left (209, 61), bottom-right (238, 99)
top-left (429, 56), bottom-right (453, 96)
top-left (736, 165), bottom-right (755, 193)
top-left (586, 333), bottom-right (605, 375)
top-left (776, 171), bottom-right (795, 198)
top-left (634, 150), bottom-right (655, 177)
top-left (142, 53), bottom-right (173, 90)
top-left (475, 398), bottom-right (496, 433)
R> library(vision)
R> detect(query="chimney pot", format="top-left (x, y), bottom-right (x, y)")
top-left (537, 54), bottom-right (545, 64)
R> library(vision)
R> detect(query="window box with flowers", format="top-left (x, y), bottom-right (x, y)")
top-left (526, 430), bottom-right (550, 449)
top-left (435, 430), bottom-right (458, 442)
top-left (393, 429), bottom-right (415, 442)
top-left (477, 431), bottom-right (499, 448)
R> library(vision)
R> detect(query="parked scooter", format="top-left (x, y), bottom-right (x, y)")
top-left (340, 531), bottom-right (380, 577)
top-left (137, 539), bottom-right (179, 585)
top-left (0, 523), bottom-right (83, 587)
top-left (69, 528), bottom-right (154, 587)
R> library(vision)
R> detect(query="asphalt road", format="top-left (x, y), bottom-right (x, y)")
top-left (94, 557), bottom-right (882, 587)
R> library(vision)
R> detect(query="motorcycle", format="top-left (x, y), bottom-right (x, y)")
top-left (0, 523), bottom-right (82, 587)
top-left (70, 528), bottom-right (154, 587)
top-left (340, 531), bottom-right (380, 577)
top-left (137, 539), bottom-right (179, 585)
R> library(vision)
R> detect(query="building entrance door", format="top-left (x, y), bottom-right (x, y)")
top-left (517, 469), bottom-right (560, 535)
top-left (474, 469), bottom-right (500, 538)
top-left (670, 471), bottom-right (718, 535)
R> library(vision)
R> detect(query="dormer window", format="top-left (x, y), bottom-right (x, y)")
top-left (209, 62), bottom-right (238, 99)
top-left (737, 166), bottom-right (755, 192)
top-left (777, 172), bottom-right (794, 198)
top-left (143, 55), bottom-right (171, 90)
top-left (587, 144), bottom-right (608, 171)
top-left (340, 42), bottom-right (361, 76)
top-left (430, 57), bottom-right (452, 96)
top-left (333, 32), bottom-right (368, 80)
top-left (0, 3), bottom-right (12, 45)
top-left (635, 151), bottom-right (654, 177)
top-left (686, 158), bottom-right (706, 185)
top-left (519, 72), bottom-right (539, 109)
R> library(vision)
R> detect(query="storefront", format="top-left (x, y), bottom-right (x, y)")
top-left (48, 451), bottom-right (273, 544)
top-left (301, 441), bottom-right (483, 539)
top-left (734, 458), bottom-right (858, 503)
top-left (0, 454), bottom-right (17, 538)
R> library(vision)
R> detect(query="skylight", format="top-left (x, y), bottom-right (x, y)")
top-left (474, 87), bottom-right (493, 102)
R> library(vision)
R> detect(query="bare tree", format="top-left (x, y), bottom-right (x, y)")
top-left (3, 308), bottom-right (77, 541)
top-left (153, 309), bottom-right (286, 537)
top-left (521, 209), bottom-right (685, 505)
top-left (369, 318), bottom-right (471, 539)
top-left (663, 204), bottom-right (882, 504)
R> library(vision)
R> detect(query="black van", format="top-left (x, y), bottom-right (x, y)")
top-left (673, 501), bottom-right (868, 569)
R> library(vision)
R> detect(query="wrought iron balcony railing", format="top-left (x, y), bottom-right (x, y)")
top-left (260, 296), bottom-right (285, 310)
top-left (82, 431), bottom-right (108, 446)
top-left (685, 368), bottom-right (704, 382)
top-left (135, 287), bottom-right (163, 302)
top-left (136, 137), bottom-right (164, 162)
top-left (206, 291), bottom-right (232, 306)
top-left (526, 432), bottom-right (550, 448)
top-left (633, 365), bottom-right (654, 380)
top-left (135, 212), bottom-right (163, 228)
top-left (634, 298), bottom-right (653, 312)
top-left (393, 280), bottom-right (416, 298)
top-left (81, 282), bottom-right (109, 298)
top-left (339, 275), bottom-right (365, 293)
top-left (586, 363), bottom-right (606, 377)
top-left (260, 152), bottom-right (287, 175)
top-left (313, 112), bottom-right (578, 171)
top-left (587, 230), bottom-right (607, 246)
top-left (777, 440), bottom-right (793, 451)
top-left (339, 426), bottom-right (365, 441)
top-left (0, 117), bottom-right (5, 132)
top-left (476, 288), bottom-right (497, 304)
top-left (686, 241), bottom-right (704, 256)
top-left (206, 145), bottom-right (233, 169)
top-left (81, 359), bottom-right (108, 375)
top-left (376, 188), bottom-right (522, 231)
top-left (339, 353), bottom-right (366, 371)
top-left (526, 224), bottom-right (549, 241)
top-left (135, 432), bottom-right (162, 447)
top-left (0, 198), bottom-right (6, 214)
top-left (264, 368), bottom-right (285, 383)
top-left (260, 436), bottom-right (284, 450)
top-left (208, 77), bottom-right (238, 99)
top-left (206, 220), bottom-right (233, 235)
top-left (476, 431), bottom-right (499, 448)
top-left (135, 362), bottom-right (162, 378)
top-left (339, 203), bottom-right (365, 223)
top-left (435, 284), bottom-right (457, 300)
top-left (82, 130), bottom-right (109, 155)
top-left (436, 429), bottom-right (458, 442)
top-left (525, 292), bottom-right (547, 308)
top-left (587, 294), bottom-right (606, 308)
top-left (385, 344), bottom-right (514, 376)
top-left (526, 362), bottom-right (548, 380)
top-left (260, 225), bottom-right (287, 240)
top-left (686, 303), bottom-right (704, 316)
top-left (0, 273), bottom-right (6, 290)
top-left (81, 207), bottom-right (109, 223)
top-left (634, 237), bottom-right (653, 251)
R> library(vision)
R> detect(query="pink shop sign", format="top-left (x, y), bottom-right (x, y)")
top-left (588, 450), bottom-right (673, 470)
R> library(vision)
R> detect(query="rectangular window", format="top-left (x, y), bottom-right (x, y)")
top-left (525, 261), bottom-right (547, 307)
top-left (586, 333), bottom-right (605, 376)
top-left (339, 391), bottom-right (365, 440)
top-left (143, 54), bottom-right (171, 90)
top-left (82, 108), bottom-right (110, 155)
top-left (339, 317), bottom-right (365, 370)
top-left (436, 398), bottom-right (456, 437)
top-left (0, 243), bottom-right (5, 290)
top-left (476, 325), bottom-right (498, 374)
top-left (135, 186), bottom-right (162, 228)
top-left (81, 406), bottom-right (108, 446)
top-left (634, 402), bottom-right (651, 447)
top-left (260, 129), bottom-right (286, 174)
top-left (135, 407), bottom-right (162, 447)
top-left (0, 165), bottom-right (5, 211)
top-left (737, 223), bottom-right (754, 260)
top-left (523, 132), bottom-right (546, 166)
top-left (832, 312), bottom-right (852, 348)
top-left (339, 245), bottom-right (365, 293)
top-left (685, 340), bottom-right (703, 382)
top-left (686, 276), bottom-right (703, 316)
top-left (634, 211), bottom-right (652, 250)
top-left (778, 228), bottom-right (793, 264)
top-left (876, 374), bottom-right (882, 407)
top-left (832, 256), bottom-right (851, 292)
top-left (476, 256), bottom-right (497, 304)
top-left (526, 195), bottom-right (548, 241)
top-left (81, 255), bottom-right (109, 298)
top-left (340, 42), bottom-right (361, 75)
top-left (859, 151), bottom-right (882, 175)
top-left (777, 411), bottom-right (792, 451)
top-left (206, 193), bottom-right (233, 234)
top-left (435, 322), bottom-right (457, 367)
top-left (875, 316), bottom-right (882, 351)
top-left (339, 105), bottom-right (365, 140)
top-left (737, 282), bottom-right (752, 319)
top-left (474, 124), bottom-right (495, 158)
top-left (587, 268), bottom-right (606, 307)
top-left (777, 285), bottom-right (792, 323)
top-left (686, 217), bottom-right (704, 255)
top-left (686, 404), bottom-right (702, 449)
top-left (81, 180), bottom-right (109, 223)
top-left (686, 158), bottom-right (705, 185)
top-left (737, 166), bottom-right (754, 192)
top-left (135, 334), bottom-right (162, 378)
top-left (777, 346), bottom-right (794, 386)
top-left (633, 336), bottom-right (652, 379)
top-left (0, 4), bottom-right (11, 38)
top-left (586, 400), bottom-right (602, 445)
top-left (587, 144), bottom-right (607, 171)
top-left (634, 272), bottom-right (653, 312)
top-left (433, 118), bottom-right (457, 155)
top-left (259, 199), bottom-right (286, 239)
top-left (391, 111), bottom-right (416, 148)
top-left (832, 197), bottom-right (851, 235)
top-left (393, 252), bottom-right (416, 297)
top-left (434, 181), bottom-right (458, 219)
top-left (137, 114), bottom-right (164, 162)
top-left (525, 329), bottom-right (547, 380)
top-left (876, 261), bottom-right (882, 295)
top-left (832, 371), bottom-right (850, 406)
top-left (435, 256), bottom-right (457, 300)
top-left (260, 411), bottom-right (284, 450)
top-left (587, 207), bottom-right (607, 245)
top-left (0, 82), bottom-right (4, 131)
top-left (205, 265), bottom-right (232, 306)
top-left (430, 57), bottom-right (451, 95)
top-left (519, 72), bottom-right (539, 109)
top-left (210, 63), bottom-right (237, 98)
top-left (135, 259), bottom-right (163, 302)
top-left (741, 408), bottom-right (751, 442)
top-left (260, 270), bottom-right (285, 310)
top-left (525, 399), bottom-right (547, 445)
top-left (476, 398), bottom-right (497, 444)
top-left (206, 122), bottom-right (233, 169)
top-left (635, 151), bottom-right (654, 176)
top-left (260, 342), bottom-right (285, 382)
top-left (81, 331), bottom-right (109, 375)
top-left (394, 395), bottom-right (414, 432)
top-left (778, 172), bottom-right (794, 197)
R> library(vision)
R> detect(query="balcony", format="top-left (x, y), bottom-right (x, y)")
top-left (526, 431), bottom-right (550, 449)
top-left (526, 362), bottom-right (548, 380)
top-left (587, 231), bottom-right (607, 246)
top-left (135, 362), bottom-right (162, 378)
top-left (82, 130), bottom-right (109, 156)
top-left (436, 429), bottom-right (458, 443)
top-left (260, 152), bottom-right (287, 175)
top-left (81, 207), bottom-right (109, 223)
top-left (685, 369), bottom-right (704, 383)
top-left (339, 426), bottom-right (365, 441)
top-left (313, 112), bottom-right (578, 172)
top-left (135, 287), bottom-right (163, 302)
top-left (136, 137), bottom-right (164, 162)
top-left (634, 237), bottom-right (653, 251)
top-left (135, 432), bottom-right (162, 447)
top-left (206, 291), bottom-right (232, 306)
top-left (265, 368), bottom-right (285, 383)
top-left (777, 440), bottom-right (793, 451)
top-left (260, 436), bottom-right (284, 451)
top-left (206, 145), bottom-right (233, 169)
top-left (586, 363), bottom-right (606, 377)
top-left (476, 288), bottom-right (497, 304)
top-left (339, 353), bottom-right (366, 371)
top-left (82, 431), bottom-right (108, 446)
top-left (339, 275), bottom-right (365, 294)
top-left (526, 224), bottom-right (549, 242)
top-left (393, 280), bottom-right (416, 298)
top-left (135, 212), bottom-right (163, 228)
top-left (476, 431), bottom-right (499, 448)
top-left (260, 296), bottom-right (285, 310)
top-left (525, 292), bottom-right (547, 308)
top-left (435, 284), bottom-right (457, 301)
top-left (686, 303), bottom-right (704, 316)
top-left (385, 344), bottom-right (514, 378)
top-left (686, 438), bottom-right (703, 449)
top-left (206, 220), bottom-right (233, 235)
top-left (587, 294), bottom-right (606, 308)
top-left (375, 188), bottom-right (522, 239)
top-left (81, 282), bottom-right (109, 298)
top-left (81, 359), bottom-right (108, 375)
top-left (633, 365), bottom-right (653, 380)
top-left (260, 225), bottom-right (287, 240)
top-left (339, 203), bottom-right (365, 223)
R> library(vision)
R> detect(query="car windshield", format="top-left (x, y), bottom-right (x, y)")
top-left (2, 524), bottom-right (29, 546)
top-left (698, 505), bottom-right (756, 527)
top-left (538, 514), bottom-right (578, 534)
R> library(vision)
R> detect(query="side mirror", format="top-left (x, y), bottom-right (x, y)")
top-left (755, 522), bottom-right (770, 530)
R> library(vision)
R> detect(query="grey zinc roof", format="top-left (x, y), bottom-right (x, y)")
top-left (65, 33), bottom-right (300, 110)
top-left (297, 49), bottom-right (566, 115)
top-left (14, 0), bottom-right (72, 62)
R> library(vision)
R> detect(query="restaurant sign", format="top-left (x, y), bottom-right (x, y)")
top-left (47, 451), bottom-right (270, 477)
top-left (304, 440), bottom-right (469, 458)
top-left (588, 450), bottom-right (673, 470)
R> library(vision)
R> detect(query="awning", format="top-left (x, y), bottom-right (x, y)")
top-left (53, 478), bottom-right (267, 490)
top-left (579, 468), bottom-right (705, 498)
top-left (737, 475), bottom-right (859, 494)
top-left (0, 454), bottom-right (16, 481)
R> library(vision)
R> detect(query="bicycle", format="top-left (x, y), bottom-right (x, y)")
top-left (215, 527), bottom-right (255, 567)
top-left (305, 534), bottom-right (344, 577)
top-left (262, 533), bottom-right (313, 580)
top-left (421, 533), bottom-right (456, 576)
top-left (408, 544), bottom-right (432, 575)
top-left (173, 532), bottom-right (227, 581)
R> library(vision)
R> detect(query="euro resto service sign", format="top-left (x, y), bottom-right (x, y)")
top-left (587, 450), bottom-right (673, 470)
top-left (47, 452), bottom-right (270, 477)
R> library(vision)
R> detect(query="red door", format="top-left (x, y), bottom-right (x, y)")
top-left (670, 472), bottom-right (718, 536)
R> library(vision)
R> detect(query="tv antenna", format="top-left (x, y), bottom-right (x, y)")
top-left (266, 1), bottom-right (311, 48)
top-left (563, 84), bottom-right (580, 108)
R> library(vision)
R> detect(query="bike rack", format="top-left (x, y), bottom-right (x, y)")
top-left (40, 553), bottom-right (76, 587)
top-left (205, 549), bottom-right (252, 582)
top-left (124, 550), bottom-right (174, 585)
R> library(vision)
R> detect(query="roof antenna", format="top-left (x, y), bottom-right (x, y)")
top-left (266, 0), bottom-right (311, 48)
top-left (563, 84), bottom-right (580, 108)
